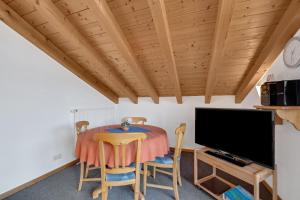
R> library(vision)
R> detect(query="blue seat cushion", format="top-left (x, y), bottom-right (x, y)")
top-left (167, 152), bottom-right (181, 161)
top-left (129, 162), bottom-right (143, 170)
top-left (106, 172), bottom-right (135, 182)
top-left (154, 155), bottom-right (174, 164)
top-left (223, 185), bottom-right (253, 200)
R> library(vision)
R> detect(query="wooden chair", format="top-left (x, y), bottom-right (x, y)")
top-left (122, 117), bottom-right (147, 125)
top-left (143, 123), bottom-right (186, 200)
top-left (76, 121), bottom-right (101, 191)
top-left (76, 120), bottom-right (89, 135)
top-left (92, 132), bottom-right (147, 200)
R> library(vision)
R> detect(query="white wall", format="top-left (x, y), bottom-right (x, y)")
top-left (0, 22), bottom-right (114, 194)
top-left (73, 107), bottom-right (116, 129)
top-left (259, 29), bottom-right (300, 200)
top-left (116, 29), bottom-right (300, 200)
top-left (116, 90), bottom-right (259, 148)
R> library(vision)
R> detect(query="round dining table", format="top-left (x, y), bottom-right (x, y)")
top-left (75, 124), bottom-right (169, 167)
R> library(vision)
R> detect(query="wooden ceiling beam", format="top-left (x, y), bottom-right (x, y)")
top-left (205, 0), bottom-right (235, 104)
top-left (86, 0), bottom-right (159, 104)
top-left (235, 0), bottom-right (300, 103)
top-left (27, 0), bottom-right (138, 103)
top-left (0, 1), bottom-right (119, 103)
top-left (147, 0), bottom-right (182, 104)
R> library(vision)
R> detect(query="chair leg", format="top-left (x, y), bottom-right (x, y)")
top-left (143, 164), bottom-right (148, 195)
top-left (102, 187), bottom-right (108, 200)
top-left (85, 165), bottom-right (89, 178)
top-left (134, 181), bottom-right (140, 200)
top-left (173, 168), bottom-right (180, 200)
top-left (92, 187), bottom-right (101, 199)
top-left (177, 162), bottom-right (182, 186)
top-left (78, 162), bottom-right (84, 191)
top-left (153, 166), bottom-right (156, 179)
top-left (134, 191), bottom-right (139, 200)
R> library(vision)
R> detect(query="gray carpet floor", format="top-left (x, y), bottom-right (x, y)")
top-left (5, 153), bottom-right (213, 200)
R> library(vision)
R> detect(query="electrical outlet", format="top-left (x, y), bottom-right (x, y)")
top-left (53, 153), bottom-right (62, 161)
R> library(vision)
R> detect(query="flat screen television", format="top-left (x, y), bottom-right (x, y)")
top-left (195, 108), bottom-right (275, 169)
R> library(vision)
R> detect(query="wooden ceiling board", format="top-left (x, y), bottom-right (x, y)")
top-left (205, 0), bottom-right (235, 103)
top-left (166, 0), bottom-right (219, 16)
top-left (213, 0), bottom-right (291, 96)
top-left (7, 0), bottom-right (34, 16)
top-left (167, 9), bottom-right (217, 29)
top-left (33, 0), bottom-right (138, 102)
top-left (63, 47), bottom-right (125, 94)
top-left (224, 38), bottom-right (263, 52)
top-left (34, 22), bottom-right (60, 37)
top-left (22, 10), bottom-right (48, 27)
top-left (2, 0), bottom-right (295, 103)
top-left (170, 24), bottom-right (215, 39)
top-left (227, 25), bottom-right (278, 43)
top-left (232, 0), bottom-right (290, 18)
top-left (3, 0), bottom-right (14, 4)
top-left (53, 0), bottom-right (145, 99)
top-left (110, 6), bottom-right (154, 27)
top-left (54, 0), bottom-right (88, 16)
top-left (0, 0), bottom-right (119, 103)
top-left (107, 0), bottom-right (149, 16)
top-left (78, 31), bottom-right (143, 96)
top-left (235, 0), bottom-right (300, 103)
top-left (166, 0), bottom-right (217, 96)
top-left (107, 0), bottom-right (174, 97)
top-left (65, 9), bottom-right (98, 27)
top-left (229, 9), bottom-right (286, 31)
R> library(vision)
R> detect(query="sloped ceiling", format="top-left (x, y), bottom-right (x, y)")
top-left (1, 0), bottom-right (300, 103)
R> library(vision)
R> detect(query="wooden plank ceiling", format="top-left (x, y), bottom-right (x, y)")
top-left (1, 0), bottom-right (300, 104)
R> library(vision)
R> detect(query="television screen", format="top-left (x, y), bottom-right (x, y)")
top-left (195, 108), bottom-right (275, 169)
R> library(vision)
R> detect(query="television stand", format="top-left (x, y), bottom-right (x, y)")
top-left (194, 148), bottom-right (277, 200)
top-left (205, 150), bottom-right (251, 167)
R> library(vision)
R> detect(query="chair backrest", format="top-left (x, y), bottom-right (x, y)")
top-left (173, 123), bottom-right (186, 166)
top-left (75, 121), bottom-right (89, 135)
top-left (122, 117), bottom-right (147, 125)
top-left (94, 132), bottom-right (147, 183)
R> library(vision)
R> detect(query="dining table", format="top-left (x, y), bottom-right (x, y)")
top-left (75, 124), bottom-right (169, 167)
top-left (75, 124), bottom-right (169, 198)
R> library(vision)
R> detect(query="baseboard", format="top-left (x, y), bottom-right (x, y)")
top-left (170, 147), bottom-right (194, 153)
top-left (0, 159), bottom-right (79, 199)
top-left (262, 181), bottom-right (282, 200)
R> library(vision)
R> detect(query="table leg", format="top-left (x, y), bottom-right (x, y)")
top-left (194, 149), bottom-right (198, 184)
top-left (212, 166), bottom-right (216, 176)
top-left (254, 175), bottom-right (260, 200)
top-left (273, 166), bottom-right (278, 200)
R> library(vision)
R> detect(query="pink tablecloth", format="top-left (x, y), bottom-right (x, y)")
top-left (75, 124), bottom-right (169, 167)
